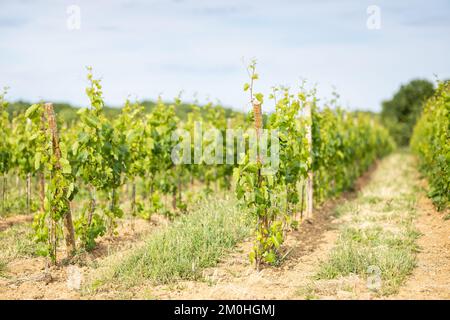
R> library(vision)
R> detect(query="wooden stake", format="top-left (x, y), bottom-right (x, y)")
top-left (172, 188), bottom-right (177, 210)
top-left (87, 184), bottom-right (96, 226)
top-left (26, 173), bottom-right (31, 214)
top-left (253, 99), bottom-right (263, 270)
top-left (253, 100), bottom-right (263, 141)
top-left (44, 103), bottom-right (76, 257)
top-left (131, 180), bottom-right (136, 215)
top-left (1, 174), bottom-right (5, 213)
top-left (39, 112), bottom-right (46, 213)
top-left (38, 171), bottom-right (45, 212)
top-left (300, 180), bottom-right (305, 221)
top-left (305, 102), bottom-right (313, 221)
top-left (16, 175), bottom-right (21, 198)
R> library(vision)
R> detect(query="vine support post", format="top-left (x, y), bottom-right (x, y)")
top-left (253, 99), bottom-right (263, 271)
top-left (26, 173), bottom-right (31, 214)
top-left (131, 180), bottom-right (136, 215)
top-left (178, 173), bottom-right (182, 203)
top-left (141, 178), bottom-right (147, 200)
top-left (39, 112), bottom-right (46, 213)
top-left (130, 179), bottom-right (136, 231)
top-left (172, 187), bottom-right (177, 211)
top-left (305, 101), bottom-right (314, 221)
top-left (4, 176), bottom-right (7, 212)
top-left (149, 180), bottom-right (154, 199)
top-left (44, 102), bottom-right (77, 257)
top-left (300, 181), bottom-right (305, 221)
top-left (110, 188), bottom-right (116, 212)
top-left (1, 174), bottom-right (5, 213)
top-left (87, 184), bottom-right (96, 226)
top-left (16, 175), bottom-right (21, 199)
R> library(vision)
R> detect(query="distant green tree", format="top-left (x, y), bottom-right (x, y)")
top-left (381, 79), bottom-right (435, 146)
top-left (7, 100), bottom-right (238, 124)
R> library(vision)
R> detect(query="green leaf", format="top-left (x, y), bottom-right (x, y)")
top-left (60, 158), bottom-right (72, 174)
top-left (254, 93), bottom-right (264, 103)
top-left (264, 251), bottom-right (276, 264)
top-left (34, 152), bottom-right (42, 171)
top-left (25, 104), bottom-right (40, 118)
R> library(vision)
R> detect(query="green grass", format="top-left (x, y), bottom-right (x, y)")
top-left (89, 197), bottom-right (252, 290)
top-left (0, 223), bottom-right (35, 258)
top-left (334, 202), bottom-right (360, 218)
top-left (0, 259), bottom-right (6, 276)
top-left (295, 283), bottom-right (319, 300)
top-left (358, 195), bottom-right (382, 205)
top-left (0, 223), bottom-right (36, 275)
top-left (316, 226), bottom-right (420, 294)
top-left (0, 197), bottom-right (38, 218)
top-left (312, 152), bottom-right (422, 296)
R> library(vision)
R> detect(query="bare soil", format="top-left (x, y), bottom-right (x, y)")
top-left (123, 155), bottom-right (450, 300)
top-left (388, 192), bottom-right (450, 299)
top-left (0, 215), bottom-right (33, 232)
top-left (0, 215), bottom-right (168, 299)
top-left (109, 164), bottom-right (378, 300)
top-left (0, 154), bottom-right (449, 300)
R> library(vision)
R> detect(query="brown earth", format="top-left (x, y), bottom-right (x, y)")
top-left (0, 215), bottom-right (168, 299)
top-left (388, 193), bottom-right (450, 299)
top-left (118, 155), bottom-right (450, 300)
top-left (0, 154), bottom-right (449, 300)
top-left (100, 164), bottom-right (378, 300)
top-left (0, 215), bottom-right (33, 232)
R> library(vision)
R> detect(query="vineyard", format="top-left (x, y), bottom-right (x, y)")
top-left (411, 81), bottom-right (450, 211)
top-left (0, 66), bottom-right (448, 300)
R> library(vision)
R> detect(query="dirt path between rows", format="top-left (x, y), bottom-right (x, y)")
top-left (1, 153), bottom-right (448, 300)
top-left (389, 193), bottom-right (450, 299)
top-left (133, 153), bottom-right (449, 300)
top-left (0, 215), bottom-right (33, 232)
top-left (125, 165), bottom-right (378, 300)
top-left (146, 215), bottom-right (337, 299)
top-left (0, 216), bottom-right (168, 299)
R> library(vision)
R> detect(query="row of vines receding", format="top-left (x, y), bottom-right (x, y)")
top-left (235, 62), bottom-right (395, 269)
top-left (0, 63), bottom-right (395, 269)
top-left (411, 80), bottom-right (450, 211)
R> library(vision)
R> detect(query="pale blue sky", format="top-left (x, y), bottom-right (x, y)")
top-left (1, 0), bottom-right (449, 112)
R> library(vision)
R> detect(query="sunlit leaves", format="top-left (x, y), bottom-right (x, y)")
top-left (411, 81), bottom-right (449, 211)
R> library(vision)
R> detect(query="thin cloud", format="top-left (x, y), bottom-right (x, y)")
top-left (0, 0), bottom-right (449, 112)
